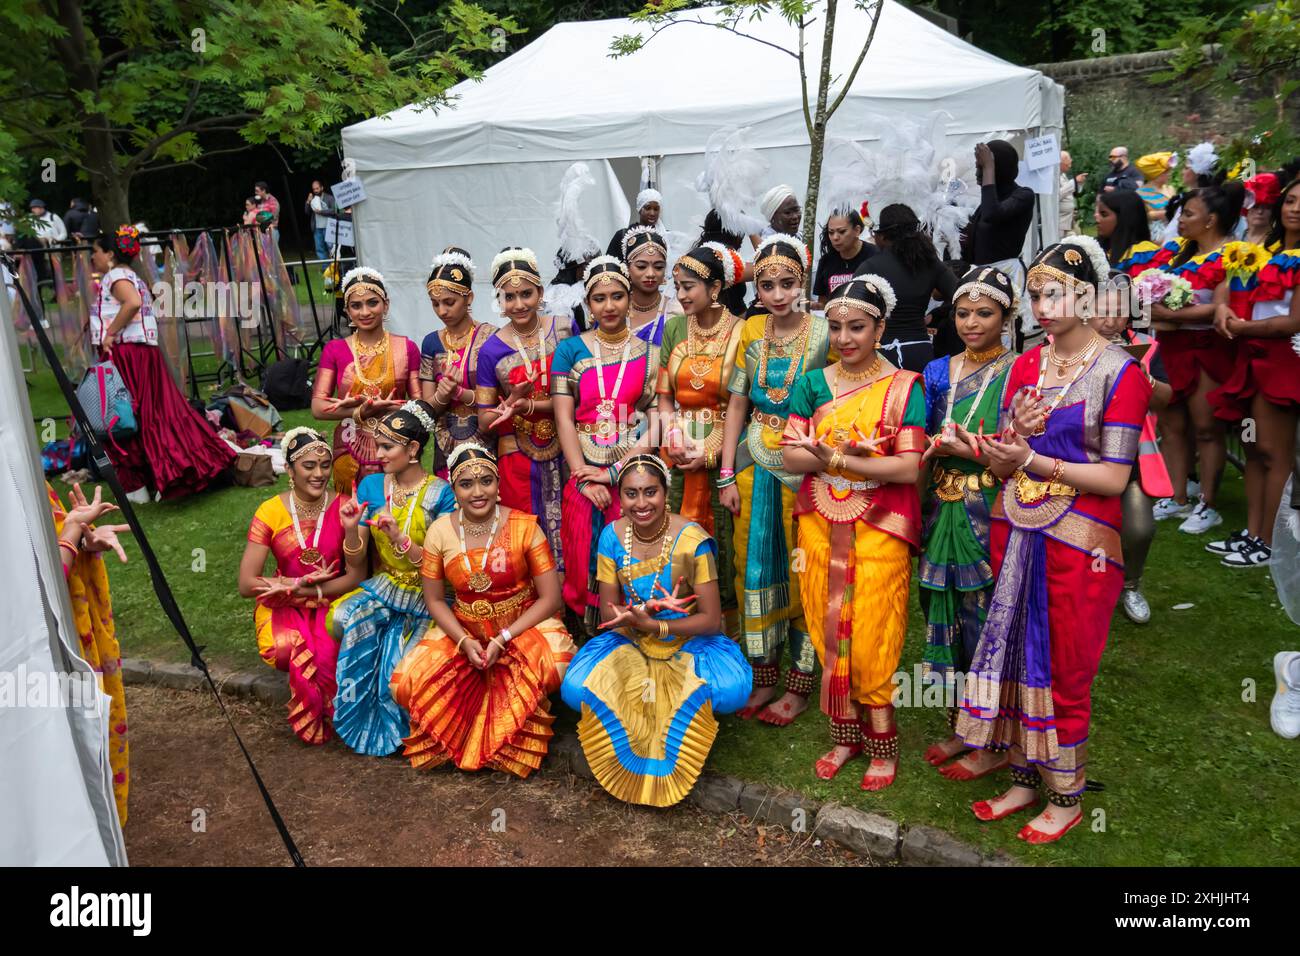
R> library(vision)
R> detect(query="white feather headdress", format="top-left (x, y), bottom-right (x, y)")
top-left (341, 265), bottom-right (385, 289)
top-left (1186, 142), bottom-right (1219, 176)
top-left (555, 163), bottom-right (602, 265)
top-left (695, 126), bottom-right (770, 237)
top-left (429, 250), bottom-right (475, 281)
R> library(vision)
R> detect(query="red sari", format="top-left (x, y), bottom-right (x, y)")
top-left (247, 493), bottom-right (346, 744)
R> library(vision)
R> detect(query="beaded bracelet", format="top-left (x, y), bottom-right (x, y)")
top-left (716, 473), bottom-right (736, 488)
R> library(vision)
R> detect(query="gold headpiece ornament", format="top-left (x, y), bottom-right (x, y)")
top-left (448, 442), bottom-right (499, 484)
top-left (953, 266), bottom-right (1015, 311)
top-left (341, 267), bottom-right (388, 305)
top-left (618, 453), bottom-right (670, 484)
top-left (754, 233), bottom-right (810, 280)
top-left (281, 426), bottom-right (331, 463)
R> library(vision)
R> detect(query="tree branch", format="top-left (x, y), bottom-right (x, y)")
top-left (798, 19), bottom-right (812, 134)
top-left (122, 113), bottom-right (259, 175)
top-left (632, 14), bottom-right (800, 61)
top-left (825, 0), bottom-right (882, 120)
top-left (136, 144), bottom-right (262, 176)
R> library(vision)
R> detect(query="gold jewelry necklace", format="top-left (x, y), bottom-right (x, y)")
top-left (595, 324), bottom-right (631, 348)
top-left (964, 343), bottom-right (1006, 364)
top-left (619, 515), bottom-right (674, 605)
top-left (387, 472), bottom-right (425, 509)
top-left (829, 360), bottom-right (880, 445)
top-left (289, 491), bottom-right (330, 567)
top-left (631, 293), bottom-right (662, 314)
top-left (348, 333), bottom-right (391, 397)
top-left (631, 509), bottom-right (671, 544)
top-left (441, 323), bottom-right (474, 352)
top-left (687, 309), bottom-right (734, 390)
top-left (508, 315), bottom-right (548, 385)
top-left (758, 312), bottom-right (811, 404)
top-left (457, 505), bottom-right (501, 592)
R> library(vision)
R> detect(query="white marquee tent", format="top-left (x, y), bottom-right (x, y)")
top-left (343, 0), bottom-right (1065, 338)
top-left (0, 291), bottom-right (127, 866)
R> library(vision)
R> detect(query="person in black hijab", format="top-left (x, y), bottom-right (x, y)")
top-left (960, 140), bottom-right (1035, 267)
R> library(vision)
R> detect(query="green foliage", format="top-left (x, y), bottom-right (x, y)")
top-left (1155, 0), bottom-right (1300, 167)
top-left (0, 0), bottom-right (521, 220)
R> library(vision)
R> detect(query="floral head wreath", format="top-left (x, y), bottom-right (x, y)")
top-left (754, 233), bottom-right (811, 280)
top-left (114, 224), bottom-right (141, 259)
top-left (621, 225), bottom-right (667, 263)
top-left (491, 248), bottom-right (543, 291)
top-left (617, 453), bottom-right (670, 486)
top-left (676, 242), bottom-right (743, 289)
top-left (583, 254), bottom-right (630, 292)
top-left (952, 265), bottom-right (1018, 314)
top-left (426, 250), bottom-right (475, 298)
top-left (341, 266), bottom-right (388, 304)
top-left (827, 273), bottom-right (897, 320)
top-left (280, 426), bottom-right (331, 463)
top-left (448, 442), bottom-right (499, 484)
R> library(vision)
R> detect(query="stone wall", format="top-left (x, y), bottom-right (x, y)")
top-left (1033, 46), bottom-right (1295, 147)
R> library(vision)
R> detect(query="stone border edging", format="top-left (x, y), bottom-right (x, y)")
top-left (121, 658), bottom-right (1021, 867)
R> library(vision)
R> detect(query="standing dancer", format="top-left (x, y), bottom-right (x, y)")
top-left (956, 237), bottom-right (1151, 844)
top-left (916, 267), bottom-right (1018, 778)
top-left (719, 234), bottom-right (830, 725)
top-left (561, 455), bottom-right (752, 806)
top-left (658, 243), bottom-right (746, 634)
top-left (781, 275), bottom-right (928, 790)
top-left (330, 401), bottom-right (456, 756)
top-left (312, 267), bottom-right (420, 491)
top-left (620, 226), bottom-right (678, 346)
top-left (476, 248), bottom-right (565, 567)
top-left (420, 247), bottom-right (491, 476)
top-left (391, 445), bottom-right (576, 777)
top-left (552, 257), bottom-right (658, 634)
top-left (239, 428), bottom-right (364, 744)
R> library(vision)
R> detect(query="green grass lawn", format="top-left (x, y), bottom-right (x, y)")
top-left (29, 362), bottom-right (1299, 866)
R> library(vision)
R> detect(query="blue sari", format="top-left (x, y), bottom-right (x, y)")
top-left (328, 472), bottom-right (456, 756)
top-left (561, 520), bottom-right (751, 807)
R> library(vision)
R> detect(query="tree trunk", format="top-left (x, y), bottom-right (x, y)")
top-left (84, 124), bottom-right (131, 227)
top-left (802, 0), bottom-right (837, 297)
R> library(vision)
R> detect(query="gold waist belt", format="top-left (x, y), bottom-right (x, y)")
top-left (513, 415), bottom-right (556, 441)
top-left (454, 586), bottom-right (534, 622)
top-left (934, 467), bottom-right (997, 502)
top-left (1012, 469), bottom-right (1078, 505)
top-left (751, 410), bottom-right (786, 431)
top-left (577, 419), bottom-right (630, 436)
top-left (681, 407), bottom-right (726, 426)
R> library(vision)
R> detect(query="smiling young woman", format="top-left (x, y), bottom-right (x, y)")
top-left (475, 248), bottom-right (566, 568)
top-left (391, 444), bottom-right (576, 777)
top-left (718, 233), bottom-right (830, 726)
top-left (619, 226), bottom-right (678, 347)
top-left (327, 401), bottom-right (457, 757)
top-left (916, 267), bottom-right (1018, 780)
top-left (311, 267), bottom-right (421, 492)
top-left (238, 427), bottom-right (365, 745)
top-left (551, 256), bottom-right (658, 634)
top-left (780, 274), bottom-right (928, 791)
top-left (560, 455), bottom-right (751, 806)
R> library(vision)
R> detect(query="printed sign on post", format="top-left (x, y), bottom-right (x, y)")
top-left (324, 217), bottom-right (354, 248)
top-left (331, 177), bottom-right (366, 207)
top-left (1024, 133), bottom-right (1060, 172)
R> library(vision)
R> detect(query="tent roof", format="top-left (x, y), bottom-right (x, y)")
top-left (344, 1), bottom-right (1051, 170)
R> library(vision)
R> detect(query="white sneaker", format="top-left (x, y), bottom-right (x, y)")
top-left (1153, 497), bottom-right (1193, 521)
top-left (1221, 539), bottom-right (1271, 568)
top-left (1120, 587), bottom-right (1151, 624)
top-left (1206, 529), bottom-right (1251, 555)
top-left (124, 486), bottom-right (150, 505)
top-left (1271, 651), bottom-right (1300, 739)
top-left (1178, 500), bottom-right (1223, 534)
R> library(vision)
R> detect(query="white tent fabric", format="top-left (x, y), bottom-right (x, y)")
top-left (343, 0), bottom-right (1064, 339)
top-left (0, 295), bottom-right (126, 866)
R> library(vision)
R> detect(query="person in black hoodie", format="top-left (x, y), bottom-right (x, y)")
top-left (961, 140), bottom-right (1035, 268)
top-left (64, 199), bottom-right (99, 242)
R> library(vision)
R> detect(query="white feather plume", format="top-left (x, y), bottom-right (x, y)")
top-left (695, 126), bottom-right (770, 237)
top-left (542, 281), bottom-right (586, 319)
top-left (758, 232), bottom-right (810, 270)
top-left (583, 254), bottom-right (629, 283)
top-left (555, 162), bottom-right (601, 264)
top-left (1186, 141), bottom-right (1219, 176)
top-left (823, 112), bottom-right (978, 260)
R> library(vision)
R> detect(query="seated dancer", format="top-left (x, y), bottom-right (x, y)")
top-left (781, 275), bottom-right (928, 791)
top-left (312, 267), bottom-right (420, 492)
top-left (419, 247), bottom-right (490, 477)
top-left (917, 267), bottom-right (1018, 779)
top-left (561, 455), bottom-right (752, 807)
top-left (476, 248), bottom-right (565, 566)
top-left (957, 236), bottom-right (1150, 844)
top-left (657, 242), bottom-right (747, 634)
top-left (238, 428), bottom-right (365, 745)
top-left (391, 444), bottom-right (576, 777)
top-left (552, 256), bottom-right (658, 635)
top-left (330, 401), bottom-right (457, 756)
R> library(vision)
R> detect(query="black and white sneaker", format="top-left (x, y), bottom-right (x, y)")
top-left (1221, 538), bottom-right (1272, 568)
top-left (1206, 529), bottom-right (1251, 556)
